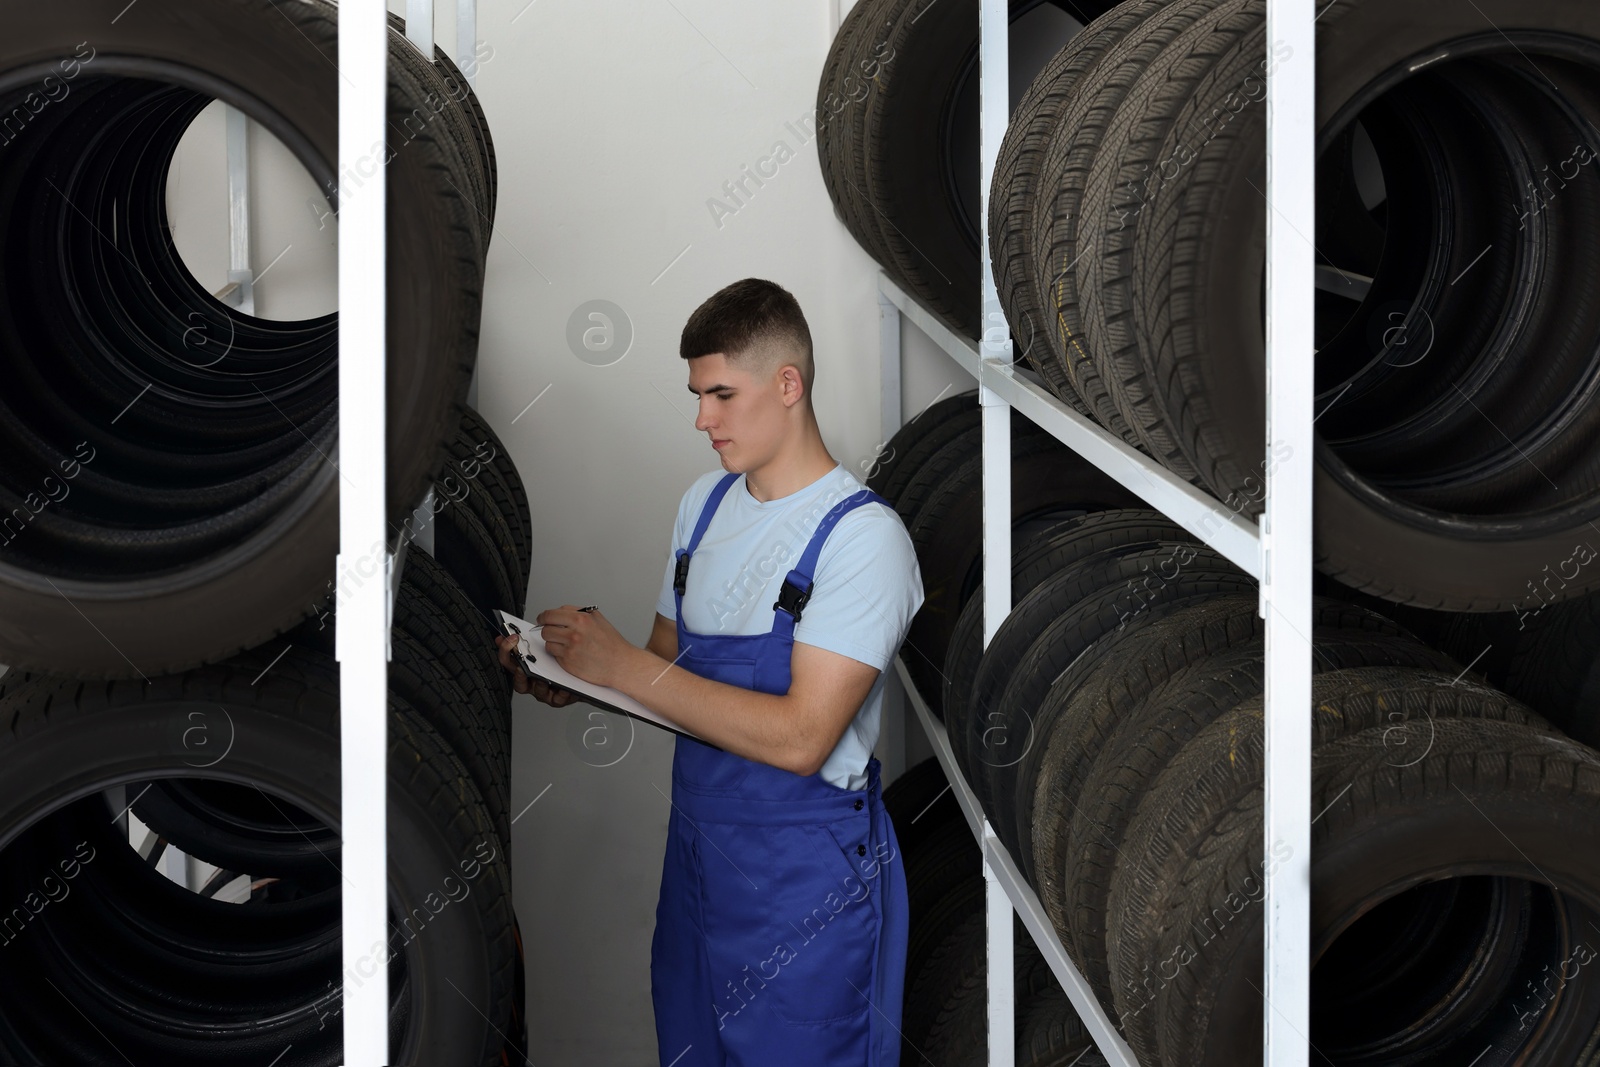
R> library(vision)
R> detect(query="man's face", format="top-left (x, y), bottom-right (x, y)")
top-left (688, 351), bottom-right (788, 472)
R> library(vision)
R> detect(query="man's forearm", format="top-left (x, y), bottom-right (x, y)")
top-left (612, 645), bottom-right (819, 775)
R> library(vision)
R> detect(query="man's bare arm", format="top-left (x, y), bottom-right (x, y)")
top-left (646, 612), bottom-right (677, 662)
top-left (613, 631), bottom-right (878, 777)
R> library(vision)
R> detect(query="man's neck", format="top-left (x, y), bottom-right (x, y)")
top-left (741, 438), bottom-right (838, 503)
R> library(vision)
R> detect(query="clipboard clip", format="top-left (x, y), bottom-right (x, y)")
top-left (495, 613), bottom-right (541, 676)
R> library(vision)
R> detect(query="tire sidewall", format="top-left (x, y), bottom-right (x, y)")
top-left (0, 1), bottom-right (474, 673)
top-left (1193, 782), bottom-right (1600, 1065)
top-left (0, 684), bottom-right (507, 1062)
top-left (1193, 0), bottom-right (1600, 608)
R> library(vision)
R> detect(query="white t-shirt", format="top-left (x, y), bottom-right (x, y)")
top-left (655, 462), bottom-right (925, 790)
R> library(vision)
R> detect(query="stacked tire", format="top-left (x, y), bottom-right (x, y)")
top-left (0, 5), bottom-right (530, 1064)
top-left (824, 0), bottom-right (1600, 612)
top-left (987, 0), bottom-right (1600, 611)
top-left (885, 758), bottom-right (1109, 1066)
top-left (868, 387), bottom-right (1140, 712)
top-left (816, 0), bottom-right (1120, 341)
top-left (876, 391), bottom-right (1600, 1063)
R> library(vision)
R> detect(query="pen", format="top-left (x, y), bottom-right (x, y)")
top-left (528, 606), bottom-right (598, 629)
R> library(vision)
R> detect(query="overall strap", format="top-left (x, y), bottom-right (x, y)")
top-left (673, 472), bottom-right (741, 599)
top-left (771, 488), bottom-right (890, 638)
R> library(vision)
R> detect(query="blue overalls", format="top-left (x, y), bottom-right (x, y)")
top-left (650, 471), bottom-right (909, 1067)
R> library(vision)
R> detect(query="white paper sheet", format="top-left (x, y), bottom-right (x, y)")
top-left (494, 610), bottom-right (704, 742)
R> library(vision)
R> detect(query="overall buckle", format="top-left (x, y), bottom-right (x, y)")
top-left (774, 578), bottom-right (813, 622)
top-left (673, 554), bottom-right (691, 596)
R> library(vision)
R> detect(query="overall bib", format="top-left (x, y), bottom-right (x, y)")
top-left (650, 472), bottom-right (909, 1067)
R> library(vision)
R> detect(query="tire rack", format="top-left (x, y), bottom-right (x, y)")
top-left (99, 0), bottom-right (460, 902)
top-left (339, 2), bottom-right (480, 1063)
top-left (0, 1), bottom-right (479, 1058)
top-left (0, 0), bottom-right (489, 1060)
top-left (875, 0), bottom-right (1317, 1064)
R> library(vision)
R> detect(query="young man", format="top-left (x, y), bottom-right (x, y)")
top-left (496, 277), bottom-right (924, 1065)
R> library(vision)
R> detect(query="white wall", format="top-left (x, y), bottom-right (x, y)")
top-left (165, 3), bottom-right (995, 1062)
top-left (168, 100), bottom-right (336, 321)
top-left (470, 4), bottom-right (949, 1062)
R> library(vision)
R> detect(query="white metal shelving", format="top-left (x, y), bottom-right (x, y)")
top-left (876, 0), bottom-right (1315, 1063)
top-left (889, 633), bottom-right (1140, 1065)
top-left (336, 2), bottom-right (391, 1063)
top-left (337, 1), bottom-right (480, 1063)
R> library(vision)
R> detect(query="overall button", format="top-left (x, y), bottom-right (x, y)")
top-left (853, 799), bottom-right (863, 811)
top-left (856, 844), bottom-right (867, 857)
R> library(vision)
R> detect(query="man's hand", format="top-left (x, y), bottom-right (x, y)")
top-left (493, 633), bottom-right (577, 707)
top-left (537, 604), bottom-right (635, 688)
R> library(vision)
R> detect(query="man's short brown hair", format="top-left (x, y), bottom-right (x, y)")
top-left (680, 278), bottom-right (814, 397)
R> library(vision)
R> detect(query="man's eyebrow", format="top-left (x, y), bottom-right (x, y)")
top-left (687, 384), bottom-right (736, 395)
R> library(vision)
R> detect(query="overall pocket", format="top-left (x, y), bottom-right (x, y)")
top-left (697, 820), bottom-right (876, 1027)
top-left (672, 736), bottom-right (752, 793)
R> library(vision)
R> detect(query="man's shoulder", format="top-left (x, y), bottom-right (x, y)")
top-left (677, 468), bottom-right (736, 518)
top-left (688, 467), bottom-right (733, 497)
top-left (822, 477), bottom-right (913, 556)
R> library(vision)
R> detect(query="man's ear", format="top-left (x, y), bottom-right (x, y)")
top-left (780, 363), bottom-right (805, 407)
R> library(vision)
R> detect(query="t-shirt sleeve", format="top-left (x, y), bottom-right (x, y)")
top-left (655, 494), bottom-right (688, 621)
top-left (655, 531), bottom-right (678, 622)
top-left (792, 503), bottom-right (925, 672)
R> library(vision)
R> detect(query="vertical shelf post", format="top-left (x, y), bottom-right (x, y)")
top-left (405, 0), bottom-right (435, 60)
top-left (1262, 0), bottom-right (1316, 1063)
top-left (879, 289), bottom-right (902, 453)
top-left (337, 0), bottom-right (390, 1062)
top-left (878, 289), bottom-right (908, 785)
top-left (978, 0), bottom-right (1012, 654)
top-left (458, 0), bottom-right (480, 410)
top-left (982, 824), bottom-right (1016, 1067)
top-left (978, 0), bottom-right (1014, 1063)
top-left (457, 0), bottom-right (479, 84)
top-left (224, 106), bottom-right (254, 316)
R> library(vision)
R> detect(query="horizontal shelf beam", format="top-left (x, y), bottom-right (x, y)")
top-left (878, 274), bottom-right (1262, 580)
top-left (893, 655), bottom-right (1139, 1067)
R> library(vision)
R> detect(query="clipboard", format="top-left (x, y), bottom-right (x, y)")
top-left (494, 609), bottom-right (706, 743)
